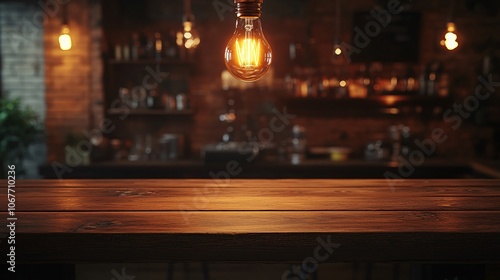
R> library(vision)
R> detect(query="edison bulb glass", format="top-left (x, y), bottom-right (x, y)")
top-left (59, 25), bottom-right (72, 51)
top-left (224, 17), bottom-right (272, 82)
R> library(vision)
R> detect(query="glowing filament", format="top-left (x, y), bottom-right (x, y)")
top-left (235, 38), bottom-right (261, 67)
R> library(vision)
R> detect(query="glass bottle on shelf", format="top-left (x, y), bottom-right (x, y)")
top-left (285, 43), bottom-right (298, 96)
top-left (154, 32), bottom-right (162, 61)
top-left (163, 93), bottom-right (176, 111)
top-left (147, 89), bottom-right (161, 109)
top-left (424, 61), bottom-right (444, 96)
top-left (128, 135), bottom-right (144, 161)
top-left (165, 30), bottom-right (178, 61)
top-left (349, 64), bottom-right (368, 98)
top-left (436, 65), bottom-right (449, 97)
top-left (419, 65), bottom-right (428, 96)
top-left (176, 93), bottom-right (187, 111)
top-left (143, 34), bottom-right (155, 59)
top-left (289, 125), bottom-right (306, 165)
top-left (122, 44), bottom-right (130, 61)
top-left (130, 33), bottom-right (141, 60)
top-left (364, 63), bottom-right (374, 96)
top-left (405, 66), bottom-right (417, 93)
top-left (131, 86), bottom-right (147, 109)
top-left (114, 44), bottom-right (122, 61)
top-left (318, 76), bottom-right (329, 97)
top-left (144, 134), bottom-right (153, 161)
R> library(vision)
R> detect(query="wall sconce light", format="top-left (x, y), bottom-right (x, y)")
top-left (441, 22), bottom-right (458, 51)
top-left (333, 0), bottom-right (342, 56)
top-left (59, 25), bottom-right (72, 51)
top-left (333, 42), bottom-right (342, 56)
top-left (440, 0), bottom-right (458, 51)
top-left (177, 0), bottom-right (200, 50)
top-left (224, 0), bottom-right (272, 82)
top-left (58, 5), bottom-right (72, 51)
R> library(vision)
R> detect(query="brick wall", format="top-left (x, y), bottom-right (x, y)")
top-left (0, 0), bottom-right (46, 178)
top-left (0, 0), bottom-right (104, 172)
top-left (44, 0), bottom-right (104, 162)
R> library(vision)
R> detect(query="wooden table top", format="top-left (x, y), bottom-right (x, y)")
top-left (2, 179), bottom-right (500, 263)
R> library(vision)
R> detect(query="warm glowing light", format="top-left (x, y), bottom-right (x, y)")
top-left (441, 22), bottom-right (458, 51)
top-left (339, 80), bottom-right (347, 87)
top-left (300, 81), bottom-right (308, 97)
top-left (177, 19), bottom-right (200, 50)
top-left (59, 25), bottom-right (72, 51)
top-left (224, 16), bottom-right (272, 82)
top-left (333, 44), bottom-right (342, 56)
top-left (384, 108), bottom-right (400, 115)
top-left (235, 38), bottom-right (261, 67)
top-left (381, 95), bottom-right (404, 106)
top-left (384, 96), bottom-right (397, 106)
top-left (176, 32), bottom-right (184, 46)
top-left (184, 22), bottom-right (192, 32)
top-left (155, 33), bottom-right (162, 52)
top-left (444, 39), bottom-right (458, 51)
top-left (183, 21), bottom-right (200, 49)
top-left (445, 32), bottom-right (457, 41)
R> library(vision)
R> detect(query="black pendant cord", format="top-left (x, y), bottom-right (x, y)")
top-left (335, 0), bottom-right (341, 41)
top-left (448, 0), bottom-right (455, 22)
top-left (62, 4), bottom-right (68, 25)
top-left (184, 0), bottom-right (192, 18)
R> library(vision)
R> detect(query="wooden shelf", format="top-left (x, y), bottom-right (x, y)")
top-left (108, 59), bottom-right (193, 66)
top-left (287, 94), bottom-right (449, 103)
top-left (284, 95), bottom-right (451, 117)
top-left (107, 108), bottom-right (194, 116)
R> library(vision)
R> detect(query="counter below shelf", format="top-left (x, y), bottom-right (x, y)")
top-left (38, 159), bottom-right (498, 179)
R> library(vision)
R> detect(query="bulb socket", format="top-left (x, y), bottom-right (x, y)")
top-left (235, 0), bottom-right (263, 18)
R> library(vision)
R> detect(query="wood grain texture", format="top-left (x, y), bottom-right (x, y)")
top-left (13, 211), bottom-right (500, 233)
top-left (1, 179), bottom-right (500, 263)
top-left (13, 178), bottom-right (500, 188)
top-left (8, 189), bottom-right (500, 211)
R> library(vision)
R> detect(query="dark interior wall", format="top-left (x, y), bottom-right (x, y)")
top-left (98, 0), bottom-right (500, 159)
top-left (35, 0), bottom-right (499, 162)
top-left (1, 0), bottom-right (497, 163)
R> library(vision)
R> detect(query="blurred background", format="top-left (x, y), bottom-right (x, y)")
top-left (0, 0), bottom-right (499, 179)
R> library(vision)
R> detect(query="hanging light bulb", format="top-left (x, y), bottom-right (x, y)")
top-left (332, 0), bottom-right (342, 56)
top-left (224, 0), bottom-right (272, 82)
top-left (59, 24), bottom-right (72, 51)
top-left (333, 42), bottom-right (342, 56)
top-left (440, 1), bottom-right (458, 51)
top-left (59, 5), bottom-right (72, 51)
top-left (177, 0), bottom-right (200, 50)
top-left (440, 22), bottom-right (458, 51)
